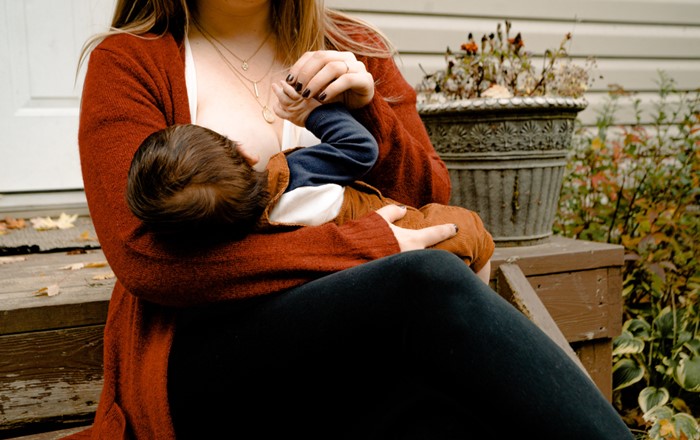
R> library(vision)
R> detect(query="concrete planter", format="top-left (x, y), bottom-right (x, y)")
top-left (418, 97), bottom-right (588, 247)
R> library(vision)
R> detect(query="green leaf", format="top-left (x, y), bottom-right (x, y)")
top-left (674, 355), bottom-right (700, 392)
top-left (684, 338), bottom-right (700, 357)
top-left (613, 330), bottom-right (645, 356)
top-left (622, 318), bottom-right (652, 339)
top-left (669, 412), bottom-right (700, 438)
top-left (653, 306), bottom-right (678, 339)
top-left (613, 358), bottom-right (645, 391)
top-left (639, 386), bottom-right (670, 413)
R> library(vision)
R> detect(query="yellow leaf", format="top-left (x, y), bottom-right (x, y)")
top-left (34, 284), bottom-right (60, 297)
top-left (61, 261), bottom-right (108, 271)
top-left (79, 230), bottom-right (97, 241)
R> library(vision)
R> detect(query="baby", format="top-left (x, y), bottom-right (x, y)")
top-left (126, 81), bottom-right (494, 282)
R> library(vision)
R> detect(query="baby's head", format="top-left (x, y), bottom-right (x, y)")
top-left (126, 124), bottom-right (270, 237)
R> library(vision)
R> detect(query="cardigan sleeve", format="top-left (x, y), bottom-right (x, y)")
top-left (351, 48), bottom-right (452, 207)
top-left (79, 34), bottom-right (399, 308)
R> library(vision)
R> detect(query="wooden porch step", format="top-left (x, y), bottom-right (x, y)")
top-left (0, 214), bottom-right (625, 436)
top-left (3, 425), bottom-right (89, 440)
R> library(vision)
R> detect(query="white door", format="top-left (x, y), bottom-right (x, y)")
top-left (0, 0), bottom-right (114, 193)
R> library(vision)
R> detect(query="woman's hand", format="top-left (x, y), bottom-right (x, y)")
top-left (375, 205), bottom-right (458, 252)
top-left (286, 50), bottom-right (374, 109)
top-left (272, 80), bottom-right (321, 127)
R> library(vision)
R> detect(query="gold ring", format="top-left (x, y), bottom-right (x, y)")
top-left (343, 60), bottom-right (350, 74)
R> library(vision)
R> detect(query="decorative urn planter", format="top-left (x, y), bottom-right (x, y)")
top-left (418, 96), bottom-right (588, 247)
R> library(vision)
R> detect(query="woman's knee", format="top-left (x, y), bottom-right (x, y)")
top-left (402, 249), bottom-right (480, 285)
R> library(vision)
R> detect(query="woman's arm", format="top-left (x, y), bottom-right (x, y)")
top-left (284, 27), bottom-right (451, 207)
top-left (79, 34), bottom-right (399, 308)
top-left (352, 52), bottom-right (451, 207)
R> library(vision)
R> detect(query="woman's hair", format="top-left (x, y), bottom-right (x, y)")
top-left (79, 0), bottom-right (395, 69)
top-left (126, 124), bottom-right (270, 237)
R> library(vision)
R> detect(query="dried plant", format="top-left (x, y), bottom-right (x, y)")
top-left (416, 20), bottom-right (596, 101)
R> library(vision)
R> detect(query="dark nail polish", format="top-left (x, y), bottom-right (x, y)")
top-left (301, 88), bottom-right (311, 98)
top-left (286, 74), bottom-right (294, 83)
top-left (318, 92), bottom-right (327, 101)
top-left (295, 82), bottom-right (303, 92)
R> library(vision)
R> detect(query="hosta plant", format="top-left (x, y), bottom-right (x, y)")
top-left (555, 72), bottom-right (700, 439)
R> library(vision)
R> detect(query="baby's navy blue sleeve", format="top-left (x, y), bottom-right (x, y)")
top-left (284, 103), bottom-right (379, 193)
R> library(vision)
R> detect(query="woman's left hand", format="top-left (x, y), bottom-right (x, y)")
top-left (286, 50), bottom-right (374, 109)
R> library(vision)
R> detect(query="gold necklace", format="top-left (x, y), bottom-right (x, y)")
top-left (195, 19), bottom-right (272, 72)
top-left (195, 22), bottom-right (276, 124)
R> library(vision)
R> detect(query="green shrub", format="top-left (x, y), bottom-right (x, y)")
top-left (555, 72), bottom-right (700, 439)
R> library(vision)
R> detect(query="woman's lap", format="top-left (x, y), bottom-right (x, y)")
top-left (168, 249), bottom-right (631, 439)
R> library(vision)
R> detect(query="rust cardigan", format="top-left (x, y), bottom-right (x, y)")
top-left (67, 25), bottom-right (450, 439)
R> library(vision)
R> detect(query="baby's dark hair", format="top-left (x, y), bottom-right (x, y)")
top-left (126, 124), bottom-right (270, 237)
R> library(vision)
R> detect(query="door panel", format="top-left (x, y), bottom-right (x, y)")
top-left (0, 0), bottom-right (113, 192)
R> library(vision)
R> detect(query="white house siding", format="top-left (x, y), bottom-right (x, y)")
top-left (0, 0), bottom-right (697, 210)
top-left (326, 0), bottom-right (700, 125)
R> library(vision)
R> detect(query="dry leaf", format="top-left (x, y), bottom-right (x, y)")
top-left (62, 262), bottom-right (86, 270)
top-left (34, 284), bottom-right (60, 297)
top-left (78, 230), bottom-right (98, 241)
top-left (31, 213), bottom-right (78, 231)
top-left (61, 260), bottom-right (108, 271)
top-left (92, 271), bottom-right (115, 280)
top-left (0, 256), bottom-right (27, 265)
top-left (2, 217), bottom-right (26, 229)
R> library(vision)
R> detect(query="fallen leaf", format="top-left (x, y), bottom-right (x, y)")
top-left (62, 262), bottom-right (86, 270)
top-left (92, 271), bottom-right (115, 280)
top-left (78, 230), bottom-right (98, 241)
top-left (0, 256), bottom-right (27, 265)
top-left (61, 261), bottom-right (108, 271)
top-left (34, 284), bottom-right (60, 297)
top-left (30, 213), bottom-right (78, 231)
top-left (2, 217), bottom-right (26, 229)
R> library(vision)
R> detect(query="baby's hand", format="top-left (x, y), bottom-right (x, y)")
top-left (272, 80), bottom-right (321, 127)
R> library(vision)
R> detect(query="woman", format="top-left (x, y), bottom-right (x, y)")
top-left (69, 0), bottom-right (634, 439)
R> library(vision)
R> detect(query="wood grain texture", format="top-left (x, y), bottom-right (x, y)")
top-left (0, 250), bottom-right (113, 335)
top-left (496, 263), bottom-right (591, 378)
top-left (574, 339), bottom-right (614, 401)
top-left (0, 326), bottom-right (104, 433)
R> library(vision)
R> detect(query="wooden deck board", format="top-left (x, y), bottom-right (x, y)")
top-left (0, 215), bottom-right (625, 434)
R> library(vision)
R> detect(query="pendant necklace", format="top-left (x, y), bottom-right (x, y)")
top-left (195, 19), bottom-right (272, 71)
top-left (194, 21), bottom-right (277, 124)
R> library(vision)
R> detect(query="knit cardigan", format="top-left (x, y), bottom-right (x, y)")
top-left (66, 25), bottom-right (450, 439)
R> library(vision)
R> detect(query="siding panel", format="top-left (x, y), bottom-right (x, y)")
top-left (327, 0), bottom-right (700, 125)
top-left (328, 0), bottom-right (700, 25)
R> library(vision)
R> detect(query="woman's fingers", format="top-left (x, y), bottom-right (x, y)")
top-left (375, 205), bottom-right (458, 252)
top-left (286, 51), bottom-right (374, 109)
top-left (375, 204), bottom-right (408, 224)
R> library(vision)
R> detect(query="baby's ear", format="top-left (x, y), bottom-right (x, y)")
top-left (236, 143), bottom-right (260, 166)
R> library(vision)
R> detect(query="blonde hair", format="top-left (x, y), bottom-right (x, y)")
top-left (79, 0), bottom-right (395, 70)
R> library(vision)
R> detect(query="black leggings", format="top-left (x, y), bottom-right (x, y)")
top-left (168, 250), bottom-right (633, 439)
